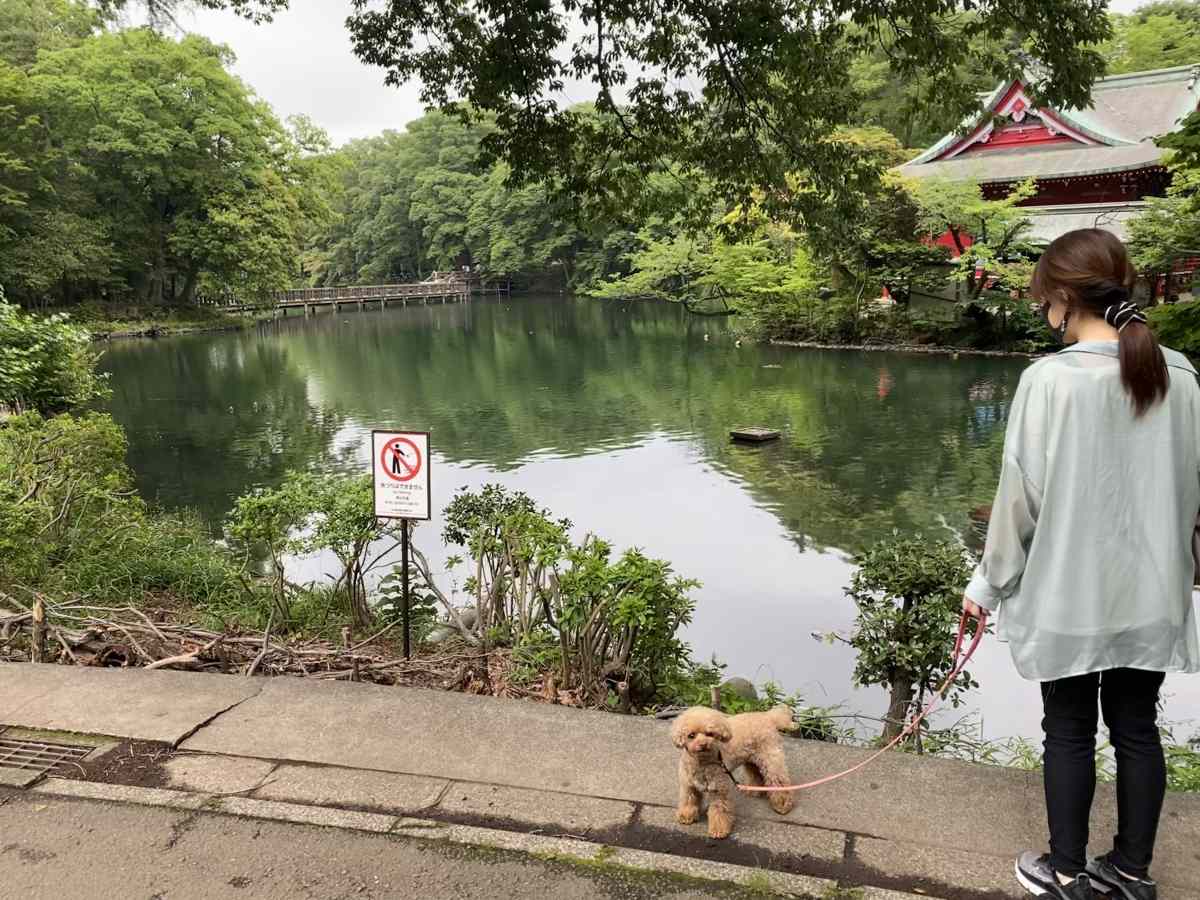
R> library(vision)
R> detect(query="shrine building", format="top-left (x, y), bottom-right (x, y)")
top-left (898, 64), bottom-right (1200, 245)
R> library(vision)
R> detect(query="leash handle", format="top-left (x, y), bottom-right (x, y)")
top-left (738, 610), bottom-right (987, 794)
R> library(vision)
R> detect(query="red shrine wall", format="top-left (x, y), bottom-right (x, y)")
top-left (979, 169), bottom-right (1170, 205)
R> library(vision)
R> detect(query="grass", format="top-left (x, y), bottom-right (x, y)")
top-left (818, 888), bottom-right (864, 900)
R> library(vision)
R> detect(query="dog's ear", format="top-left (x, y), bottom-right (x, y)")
top-left (707, 721), bottom-right (732, 743)
top-left (670, 716), bottom-right (690, 748)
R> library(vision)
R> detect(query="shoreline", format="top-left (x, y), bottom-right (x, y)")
top-left (88, 314), bottom-right (269, 341)
top-left (768, 338), bottom-right (1042, 359)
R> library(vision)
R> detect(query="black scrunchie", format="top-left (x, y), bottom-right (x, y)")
top-left (1104, 300), bottom-right (1147, 332)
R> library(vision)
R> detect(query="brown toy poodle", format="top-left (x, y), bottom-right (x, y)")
top-left (670, 705), bottom-right (796, 838)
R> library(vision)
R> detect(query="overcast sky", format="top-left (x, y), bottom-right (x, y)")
top-left (174, 0), bottom-right (1151, 148)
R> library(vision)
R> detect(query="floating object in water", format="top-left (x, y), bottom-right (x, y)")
top-left (762, 364), bottom-right (782, 369)
top-left (703, 333), bottom-right (710, 341)
top-left (730, 427), bottom-right (781, 444)
top-left (734, 339), bottom-right (743, 347)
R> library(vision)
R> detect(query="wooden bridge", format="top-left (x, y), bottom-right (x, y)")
top-left (210, 276), bottom-right (505, 316)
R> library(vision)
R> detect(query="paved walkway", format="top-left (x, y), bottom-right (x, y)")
top-left (3, 663), bottom-right (1199, 899)
top-left (0, 790), bottom-right (772, 900)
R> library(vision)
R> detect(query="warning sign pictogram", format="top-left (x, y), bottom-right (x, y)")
top-left (380, 436), bottom-right (422, 483)
top-left (372, 430), bottom-right (431, 520)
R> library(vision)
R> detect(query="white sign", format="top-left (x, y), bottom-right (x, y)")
top-left (372, 430), bottom-right (431, 520)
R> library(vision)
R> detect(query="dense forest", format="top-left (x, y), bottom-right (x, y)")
top-left (3, 0), bottom-right (1200, 347)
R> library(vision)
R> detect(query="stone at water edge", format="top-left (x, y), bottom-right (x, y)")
top-left (719, 678), bottom-right (758, 702)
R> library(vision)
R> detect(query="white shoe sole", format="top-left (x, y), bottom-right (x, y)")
top-left (1015, 859), bottom-right (1051, 896)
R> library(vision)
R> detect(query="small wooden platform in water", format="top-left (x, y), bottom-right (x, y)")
top-left (730, 427), bottom-right (781, 444)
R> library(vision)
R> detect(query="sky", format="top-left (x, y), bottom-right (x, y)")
top-left (172, 0), bottom-right (1152, 148)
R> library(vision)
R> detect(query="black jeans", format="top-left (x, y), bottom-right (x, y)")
top-left (1041, 668), bottom-right (1166, 879)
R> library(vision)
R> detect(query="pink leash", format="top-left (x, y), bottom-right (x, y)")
top-left (738, 611), bottom-right (988, 794)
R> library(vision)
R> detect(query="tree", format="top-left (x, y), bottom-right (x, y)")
top-left (95, 0), bottom-right (285, 29)
top-left (1102, 2), bottom-right (1200, 75)
top-left (1, 24), bottom-right (323, 308)
top-left (346, 0), bottom-right (1109, 236)
top-left (307, 109), bottom-right (629, 289)
top-left (909, 176), bottom-right (1037, 301)
top-left (835, 536), bottom-right (978, 743)
top-left (0, 0), bottom-right (103, 69)
top-left (1130, 108), bottom-right (1200, 296)
top-left (847, 20), bottom-right (1022, 150)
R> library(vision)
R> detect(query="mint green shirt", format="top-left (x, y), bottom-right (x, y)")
top-left (967, 341), bottom-right (1200, 681)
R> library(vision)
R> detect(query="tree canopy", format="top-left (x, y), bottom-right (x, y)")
top-left (0, 3), bottom-right (332, 307)
top-left (345, 0), bottom-right (1109, 237)
top-left (1102, 1), bottom-right (1200, 74)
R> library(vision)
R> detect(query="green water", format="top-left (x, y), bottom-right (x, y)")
top-left (98, 295), bottom-right (1059, 737)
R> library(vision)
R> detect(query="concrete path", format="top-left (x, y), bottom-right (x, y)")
top-left (3, 662), bottom-right (1199, 899)
top-left (0, 790), bottom-right (772, 900)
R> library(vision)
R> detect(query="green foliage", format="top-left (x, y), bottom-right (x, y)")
top-left (375, 563), bottom-right (438, 644)
top-left (557, 536), bottom-right (699, 703)
top-left (0, 295), bottom-right (108, 414)
top-left (908, 177), bottom-right (1037, 300)
top-left (0, 0), bottom-right (103, 70)
top-left (440, 484), bottom-right (700, 705)
top-left (1126, 167), bottom-right (1200, 286)
top-left (345, 0), bottom-right (1108, 239)
top-left (308, 111), bottom-right (628, 289)
top-left (225, 470), bottom-right (404, 630)
top-left (1164, 729), bottom-right (1200, 793)
top-left (832, 534), bottom-right (976, 739)
top-left (1148, 301), bottom-right (1200, 356)
top-left (919, 717), bottom-right (1200, 794)
top-left (1101, 2), bottom-right (1200, 75)
top-left (0, 410), bottom-right (245, 607)
top-left (97, 0), bottom-right (287, 29)
top-left (0, 16), bottom-right (333, 309)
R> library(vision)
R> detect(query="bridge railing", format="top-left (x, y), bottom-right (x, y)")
top-left (197, 279), bottom-right (479, 309)
top-left (272, 282), bottom-right (469, 304)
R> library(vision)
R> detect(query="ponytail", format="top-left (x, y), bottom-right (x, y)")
top-left (1107, 302), bottom-right (1169, 417)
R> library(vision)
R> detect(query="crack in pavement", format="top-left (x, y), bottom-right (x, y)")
top-left (164, 809), bottom-right (200, 851)
top-left (172, 683), bottom-right (265, 749)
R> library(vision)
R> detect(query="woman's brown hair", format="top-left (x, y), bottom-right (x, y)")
top-left (1030, 228), bottom-right (1168, 416)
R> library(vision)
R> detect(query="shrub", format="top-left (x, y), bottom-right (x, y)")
top-left (827, 534), bottom-right (977, 742)
top-left (0, 411), bottom-right (246, 609)
top-left (0, 411), bottom-right (135, 583)
top-left (439, 484), bottom-right (701, 705)
top-left (0, 294), bottom-right (108, 415)
top-left (225, 471), bottom-right (405, 631)
top-left (1148, 300), bottom-right (1200, 358)
top-left (442, 484), bottom-right (572, 646)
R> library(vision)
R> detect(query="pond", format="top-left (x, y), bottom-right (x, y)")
top-left (98, 294), bottom-right (1199, 743)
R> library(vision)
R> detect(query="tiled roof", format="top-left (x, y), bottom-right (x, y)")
top-left (1076, 65), bottom-right (1200, 142)
top-left (900, 65), bottom-right (1200, 178)
top-left (899, 142), bottom-right (1166, 183)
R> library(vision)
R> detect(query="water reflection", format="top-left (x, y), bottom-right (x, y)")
top-left (102, 295), bottom-right (1197, 741)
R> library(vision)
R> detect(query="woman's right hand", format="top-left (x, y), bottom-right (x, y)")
top-left (962, 596), bottom-right (986, 621)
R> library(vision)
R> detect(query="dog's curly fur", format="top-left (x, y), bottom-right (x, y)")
top-left (670, 705), bottom-right (796, 838)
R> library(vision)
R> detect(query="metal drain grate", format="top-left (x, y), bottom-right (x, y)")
top-left (0, 738), bottom-right (93, 776)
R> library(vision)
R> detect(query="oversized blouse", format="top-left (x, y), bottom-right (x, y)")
top-left (966, 341), bottom-right (1200, 681)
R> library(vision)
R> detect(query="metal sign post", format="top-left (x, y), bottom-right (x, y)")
top-left (371, 430), bottom-right (432, 659)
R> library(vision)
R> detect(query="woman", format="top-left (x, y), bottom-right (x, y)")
top-left (964, 229), bottom-right (1200, 900)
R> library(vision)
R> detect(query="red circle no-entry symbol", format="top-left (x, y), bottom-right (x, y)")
top-left (380, 436), bottom-right (422, 482)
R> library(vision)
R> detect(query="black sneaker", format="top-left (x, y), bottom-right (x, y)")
top-left (1086, 854), bottom-right (1157, 900)
top-left (1016, 851), bottom-right (1096, 898)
